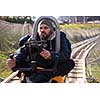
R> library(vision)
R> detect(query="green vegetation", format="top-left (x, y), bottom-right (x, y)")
top-left (60, 23), bottom-right (100, 44)
top-left (60, 23), bottom-right (100, 29)
top-left (0, 20), bottom-right (24, 78)
top-left (91, 64), bottom-right (100, 82)
top-left (86, 64), bottom-right (100, 83)
top-left (86, 43), bottom-right (100, 83)
top-left (0, 16), bottom-right (35, 24)
top-left (0, 51), bottom-right (12, 78)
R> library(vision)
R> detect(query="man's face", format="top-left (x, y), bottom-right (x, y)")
top-left (39, 24), bottom-right (51, 39)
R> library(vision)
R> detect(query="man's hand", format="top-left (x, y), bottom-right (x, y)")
top-left (40, 49), bottom-right (52, 60)
top-left (7, 58), bottom-right (16, 69)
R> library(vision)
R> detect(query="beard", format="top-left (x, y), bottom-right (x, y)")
top-left (41, 32), bottom-right (50, 40)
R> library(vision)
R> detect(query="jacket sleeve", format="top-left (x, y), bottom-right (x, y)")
top-left (19, 34), bottom-right (31, 47)
top-left (51, 32), bottom-right (71, 63)
top-left (12, 34), bottom-right (31, 68)
top-left (13, 46), bottom-right (29, 68)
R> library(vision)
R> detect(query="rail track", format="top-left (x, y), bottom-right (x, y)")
top-left (65, 35), bottom-right (100, 83)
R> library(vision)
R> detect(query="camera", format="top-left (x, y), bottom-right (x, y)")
top-left (20, 39), bottom-right (47, 61)
top-left (26, 40), bottom-right (47, 54)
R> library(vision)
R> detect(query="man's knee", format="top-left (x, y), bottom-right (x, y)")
top-left (56, 59), bottom-right (75, 76)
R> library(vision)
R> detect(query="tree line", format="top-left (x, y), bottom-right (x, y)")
top-left (0, 16), bottom-right (35, 24)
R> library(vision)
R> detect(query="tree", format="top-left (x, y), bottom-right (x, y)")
top-left (0, 16), bottom-right (36, 24)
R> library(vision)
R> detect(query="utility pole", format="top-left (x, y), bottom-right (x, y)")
top-left (83, 16), bottom-right (86, 23)
top-left (75, 16), bottom-right (77, 23)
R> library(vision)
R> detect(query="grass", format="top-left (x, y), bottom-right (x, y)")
top-left (91, 65), bottom-right (100, 82)
top-left (0, 51), bottom-right (14, 78)
top-left (60, 23), bottom-right (100, 29)
top-left (86, 64), bottom-right (100, 83)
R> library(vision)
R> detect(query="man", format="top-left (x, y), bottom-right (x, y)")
top-left (7, 18), bottom-right (74, 83)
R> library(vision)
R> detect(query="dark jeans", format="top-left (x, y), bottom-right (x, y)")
top-left (29, 59), bottom-right (75, 83)
top-left (29, 71), bottom-right (53, 83)
top-left (57, 59), bottom-right (75, 76)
